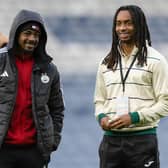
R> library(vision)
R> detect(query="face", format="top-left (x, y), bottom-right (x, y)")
top-left (18, 29), bottom-right (40, 53)
top-left (115, 10), bottom-right (135, 44)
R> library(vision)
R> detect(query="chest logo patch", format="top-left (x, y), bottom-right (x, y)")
top-left (41, 73), bottom-right (50, 84)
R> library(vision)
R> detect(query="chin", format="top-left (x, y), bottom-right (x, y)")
top-left (120, 39), bottom-right (133, 44)
top-left (23, 49), bottom-right (34, 54)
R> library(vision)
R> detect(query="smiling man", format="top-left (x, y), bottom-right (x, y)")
top-left (94, 5), bottom-right (168, 168)
top-left (17, 23), bottom-right (41, 53)
top-left (0, 10), bottom-right (64, 168)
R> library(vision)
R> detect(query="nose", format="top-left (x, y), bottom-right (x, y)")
top-left (28, 34), bottom-right (36, 41)
top-left (119, 23), bottom-right (127, 31)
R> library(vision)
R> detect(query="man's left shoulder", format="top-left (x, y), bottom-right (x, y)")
top-left (48, 62), bottom-right (58, 71)
top-left (147, 46), bottom-right (165, 61)
top-left (47, 62), bottom-right (60, 77)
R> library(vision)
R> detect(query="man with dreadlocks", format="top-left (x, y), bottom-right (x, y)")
top-left (94, 5), bottom-right (168, 168)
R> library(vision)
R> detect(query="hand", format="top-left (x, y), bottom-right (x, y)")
top-left (108, 114), bottom-right (132, 129)
top-left (100, 116), bottom-right (111, 131)
top-left (0, 33), bottom-right (8, 48)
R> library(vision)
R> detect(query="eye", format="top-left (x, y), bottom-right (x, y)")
top-left (34, 32), bottom-right (40, 38)
top-left (126, 21), bottom-right (133, 26)
top-left (116, 21), bottom-right (121, 26)
top-left (22, 31), bottom-right (31, 36)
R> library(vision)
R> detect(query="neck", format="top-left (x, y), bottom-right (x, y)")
top-left (16, 54), bottom-right (33, 60)
top-left (120, 42), bottom-right (135, 57)
top-left (14, 48), bottom-right (33, 60)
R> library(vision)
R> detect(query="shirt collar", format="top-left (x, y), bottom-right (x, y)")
top-left (118, 45), bottom-right (138, 58)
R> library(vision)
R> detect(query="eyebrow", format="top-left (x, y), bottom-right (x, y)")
top-left (23, 29), bottom-right (41, 34)
top-left (116, 19), bottom-right (132, 22)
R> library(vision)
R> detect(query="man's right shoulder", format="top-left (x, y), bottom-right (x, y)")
top-left (0, 47), bottom-right (8, 65)
top-left (0, 47), bottom-right (7, 54)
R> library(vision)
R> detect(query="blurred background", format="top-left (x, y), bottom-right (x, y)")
top-left (1, 0), bottom-right (168, 167)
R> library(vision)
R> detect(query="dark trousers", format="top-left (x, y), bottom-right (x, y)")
top-left (0, 144), bottom-right (45, 168)
top-left (99, 134), bottom-right (160, 168)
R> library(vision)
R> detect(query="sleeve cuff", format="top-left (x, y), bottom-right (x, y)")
top-left (129, 112), bottom-right (140, 124)
top-left (97, 113), bottom-right (106, 124)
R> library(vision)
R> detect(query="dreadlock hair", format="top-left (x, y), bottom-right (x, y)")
top-left (103, 5), bottom-right (152, 70)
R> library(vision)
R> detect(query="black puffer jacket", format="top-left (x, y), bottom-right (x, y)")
top-left (0, 9), bottom-right (64, 162)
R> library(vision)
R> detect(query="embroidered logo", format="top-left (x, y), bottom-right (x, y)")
top-left (0, 70), bottom-right (8, 77)
top-left (144, 161), bottom-right (154, 167)
top-left (41, 73), bottom-right (50, 84)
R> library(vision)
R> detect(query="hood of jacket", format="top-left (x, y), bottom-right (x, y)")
top-left (7, 9), bottom-right (52, 67)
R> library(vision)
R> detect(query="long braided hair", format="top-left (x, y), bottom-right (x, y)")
top-left (103, 5), bottom-right (151, 70)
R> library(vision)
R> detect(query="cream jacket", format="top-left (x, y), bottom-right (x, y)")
top-left (94, 46), bottom-right (168, 131)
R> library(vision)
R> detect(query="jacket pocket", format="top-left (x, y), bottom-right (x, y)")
top-left (39, 112), bottom-right (55, 152)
